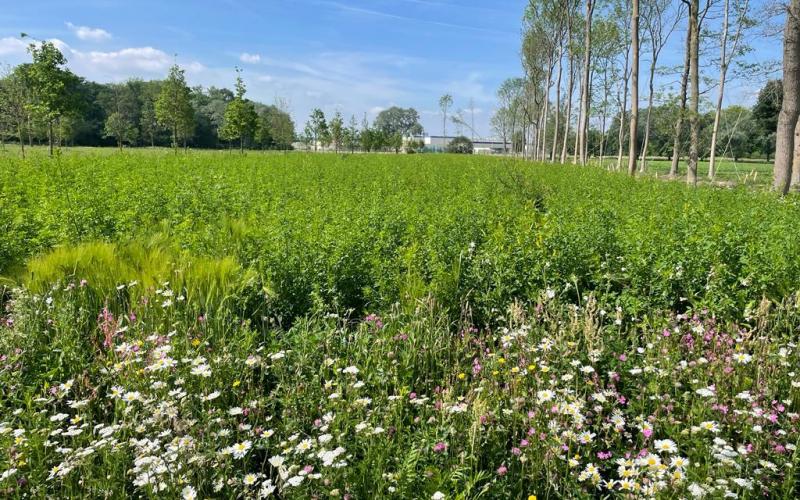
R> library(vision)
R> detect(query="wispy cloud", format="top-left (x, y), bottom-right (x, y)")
top-left (0, 36), bottom-right (203, 80)
top-left (239, 52), bottom-right (261, 64)
top-left (0, 36), bottom-right (27, 56)
top-left (394, 0), bottom-right (505, 15)
top-left (319, 1), bottom-right (510, 36)
top-left (66, 22), bottom-right (112, 42)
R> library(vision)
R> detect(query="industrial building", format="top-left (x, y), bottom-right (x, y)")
top-left (411, 135), bottom-right (512, 154)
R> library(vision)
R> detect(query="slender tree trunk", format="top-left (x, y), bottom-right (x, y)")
top-left (709, 0), bottom-right (749, 180)
top-left (640, 38), bottom-right (658, 173)
top-left (628, 0), bottom-right (640, 176)
top-left (708, 0), bottom-right (730, 180)
top-left (585, 70), bottom-right (593, 163)
top-left (561, 56), bottom-right (575, 163)
top-left (616, 45), bottom-right (631, 172)
top-left (574, 66), bottom-right (583, 165)
top-left (540, 57), bottom-right (555, 161)
top-left (573, 102), bottom-right (581, 164)
top-left (18, 123), bottom-right (25, 159)
top-left (639, 64), bottom-right (656, 172)
top-left (774, 0), bottom-right (800, 194)
top-left (792, 119), bottom-right (800, 188)
top-left (551, 41), bottom-right (563, 162)
top-left (687, 0), bottom-right (700, 186)
top-left (578, 0), bottom-right (594, 166)
top-left (240, 135), bottom-right (244, 154)
top-left (670, 16), bottom-right (692, 177)
top-left (48, 119), bottom-right (54, 156)
top-left (599, 112), bottom-right (607, 167)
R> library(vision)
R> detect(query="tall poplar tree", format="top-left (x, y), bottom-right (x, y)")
top-left (155, 64), bottom-right (194, 151)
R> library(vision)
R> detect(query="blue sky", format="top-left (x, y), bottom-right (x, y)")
top-left (0, 0), bottom-right (782, 138)
top-left (0, 0), bottom-right (526, 136)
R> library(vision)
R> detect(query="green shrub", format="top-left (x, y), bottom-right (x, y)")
top-left (446, 136), bottom-right (473, 154)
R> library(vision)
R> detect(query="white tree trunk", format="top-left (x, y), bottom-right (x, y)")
top-left (687, 0), bottom-right (700, 186)
top-left (616, 45), bottom-right (631, 172)
top-left (708, 0), bottom-right (730, 180)
top-left (562, 57), bottom-right (575, 164)
top-left (670, 13), bottom-right (692, 177)
top-left (578, 0), bottom-right (594, 166)
top-left (551, 41), bottom-right (564, 162)
top-left (628, 0), bottom-right (640, 176)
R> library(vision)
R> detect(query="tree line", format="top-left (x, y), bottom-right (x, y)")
top-left (299, 106), bottom-right (427, 154)
top-left (0, 41), bottom-right (295, 156)
top-left (493, 0), bottom-right (786, 187)
top-left (0, 39), bottom-right (439, 157)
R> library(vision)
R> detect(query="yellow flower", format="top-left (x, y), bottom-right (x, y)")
top-left (233, 380), bottom-right (241, 388)
top-left (492, 370), bottom-right (499, 376)
top-left (528, 496), bottom-right (537, 500)
top-left (511, 367), bottom-right (520, 374)
top-left (192, 338), bottom-right (201, 347)
top-left (457, 373), bottom-right (466, 380)
top-left (527, 364), bottom-right (536, 372)
top-left (540, 366), bottom-right (550, 373)
top-left (497, 358), bottom-right (506, 365)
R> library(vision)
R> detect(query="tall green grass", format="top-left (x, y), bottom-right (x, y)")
top-left (2, 150), bottom-right (800, 326)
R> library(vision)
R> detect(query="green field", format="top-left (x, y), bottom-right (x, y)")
top-left (644, 158), bottom-right (774, 184)
top-left (592, 157), bottom-right (775, 186)
top-left (2, 150), bottom-right (800, 498)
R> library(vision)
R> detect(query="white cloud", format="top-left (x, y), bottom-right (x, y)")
top-left (0, 36), bottom-right (28, 56)
top-left (66, 22), bottom-right (112, 42)
top-left (78, 47), bottom-right (172, 72)
top-left (0, 37), bottom-right (204, 81)
top-left (0, 35), bottom-right (493, 136)
top-left (239, 52), bottom-right (261, 64)
top-left (438, 72), bottom-right (494, 104)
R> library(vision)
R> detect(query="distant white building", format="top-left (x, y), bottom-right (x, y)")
top-left (410, 135), bottom-right (511, 154)
top-left (471, 139), bottom-right (513, 155)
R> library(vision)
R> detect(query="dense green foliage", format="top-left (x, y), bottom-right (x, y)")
top-left (446, 136), bottom-right (474, 154)
top-left (3, 151), bottom-right (800, 498)
top-left (0, 59), bottom-right (295, 151)
top-left (2, 150), bottom-right (799, 326)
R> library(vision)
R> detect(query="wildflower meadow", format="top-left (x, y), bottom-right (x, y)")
top-left (2, 150), bottom-right (800, 498)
